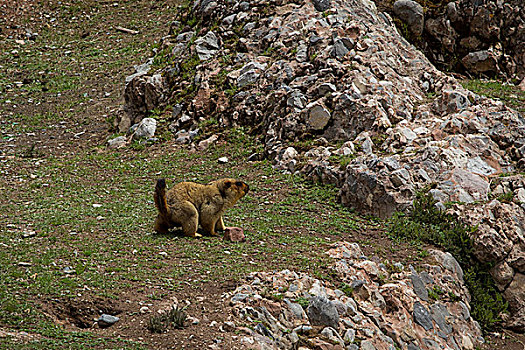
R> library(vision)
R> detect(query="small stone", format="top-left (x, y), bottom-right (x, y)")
top-left (140, 306), bottom-right (150, 313)
top-left (107, 136), bottom-right (127, 149)
top-left (343, 329), bottom-right (355, 343)
top-left (307, 104), bottom-right (331, 130)
top-left (307, 296), bottom-right (340, 330)
top-left (132, 118), bottom-right (157, 140)
top-left (223, 321), bottom-right (236, 331)
top-left (98, 314), bottom-right (119, 328)
top-left (237, 70), bottom-right (259, 88)
top-left (320, 327), bottom-right (344, 346)
top-left (361, 340), bottom-right (377, 350)
top-left (231, 293), bottom-right (249, 303)
top-left (188, 316), bottom-right (200, 325)
top-left (410, 272), bottom-right (428, 301)
top-left (393, 0), bottom-right (424, 35)
top-left (293, 325), bottom-right (312, 335)
top-left (198, 134), bottom-right (219, 150)
top-left (413, 301), bottom-right (433, 331)
top-left (461, 50), bottom-right (498, 75)
top-left (62, 267), bottom-right (75, 274)
top-left (22, 231), bottom-right (36, 238)
top-left (223, 227), bottom-right (245, 242)
top-left (312, 0), bottom-right (330, 11)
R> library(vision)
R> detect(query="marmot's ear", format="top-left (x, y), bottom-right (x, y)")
top-left (219, 180), bottom-right (232, 197)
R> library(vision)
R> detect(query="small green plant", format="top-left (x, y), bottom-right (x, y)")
top-left (167, 305), bottom-right (188, 329)
top-left (146, 305), bottom-right (187, 333)
top-left (147, 313), bottom-right (168, 333)
top-left (461, 79), bottom-right (525, 113)
top-left (448, 291), bottom-right (462, 302)
top-left (339, 283), bottom-right (354, 296)
top-left (329, 154), bottom-right (356, 169)
top-left (428, 285), bottom-right (445, 301)
top-left (294, 297), bottom-right (310, 308)
top-left (496, 192), bottom-right (514, 203)
top-left (418, 248), bottom-right (430, 258)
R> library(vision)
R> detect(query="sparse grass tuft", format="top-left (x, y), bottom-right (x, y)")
top-left (461, 79), bottom-right (525, 113)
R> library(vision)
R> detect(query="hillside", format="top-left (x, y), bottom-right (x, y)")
top-left (1, 0), bottom-right (524, 349)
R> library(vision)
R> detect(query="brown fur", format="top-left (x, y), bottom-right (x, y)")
top-left (154, 178), bottom-right (249, 237)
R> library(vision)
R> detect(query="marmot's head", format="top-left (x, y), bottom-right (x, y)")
top-left (216, 178), bottom-right (250, 205)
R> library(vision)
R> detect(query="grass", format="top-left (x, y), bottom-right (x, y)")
top-left (461, 79), bottom-right (525, 113)
top-left (0, 126), bottom-right (362, 346)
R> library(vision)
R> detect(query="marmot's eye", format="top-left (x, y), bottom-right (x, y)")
top-left (235, 181), bottom-right (243, 187)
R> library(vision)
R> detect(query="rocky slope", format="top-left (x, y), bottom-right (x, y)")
top-left (225, 242), bottom-right (483, 350)
top-left (116, 0), bottom-right (525, 335)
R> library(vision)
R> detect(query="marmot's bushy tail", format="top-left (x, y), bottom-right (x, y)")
top-left (154, 179), bottom-right (168, 216)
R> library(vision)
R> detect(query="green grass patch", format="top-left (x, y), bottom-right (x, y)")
top-left (461, 79), bottom-right (525, 113)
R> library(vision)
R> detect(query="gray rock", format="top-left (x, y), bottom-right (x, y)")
top-left (430, 303), bottom-right (452, 335)
top-left (293, 325), bottom-right (312, 335)
top-left (125, 58), bottom-right (153, 83)
top-left (222, 14), bottom-right (236, 25)
top-left (312, 0), bottom-right (330, 12)
top-left (296, 44), bottom-right (308, 62)
top-left (393, 0), bottom-right (424, 35)
top-left (410, 273), bottom-right (429, 301)
top-left (284, 299), bottom-right (306, 319)
top-left (318, 83), bottom-right (337, 96)
top-left (307, 104), bottom-right (331, 130)
top-left (62, 266), bottom-right (75, 274)
top-left (237, 70), bottom-right (260, 88)
top-left (462, 50), bottom-right (499, 74)
top-left (413, 301), bottom-right (433, 331)
top-left (196, 46), bottom-right (217, 61)
top-left (231, 293), bottom-right (249, 302)
top-left (321, 327), bottom-right (344, 346)
top-left (287, 90), bottom-right (307, 109)
top-left (98, 314), bottom-right (119, 327)
top-left (361, 339), bottom-right (377, 350)
top-left (407, 343), bottom-right (420, 350)
top-left (306, 296), bottom-right (340, 329)
top-left (107, 136), bottom-right (127, 149)
top-left (132, 118), bottom-right (157, 140)
top-left (391, 168), bottom-right (411, 188)
top-left (333, 39), bottom-right (349, 59)
top-left (343, 328), bottom-right (355, 343)
top-left (198, 31), bottom-right (219, 49)
top-left (195, 31), bottom-right (219, 60)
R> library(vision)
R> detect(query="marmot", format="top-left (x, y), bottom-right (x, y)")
top-left (154, 178), bottom-right (250, 237)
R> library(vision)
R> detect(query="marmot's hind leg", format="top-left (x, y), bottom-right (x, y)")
top-left (174, 202), bottom-right (202, 238)
top-left (201, 216), bottom-right (220, 236)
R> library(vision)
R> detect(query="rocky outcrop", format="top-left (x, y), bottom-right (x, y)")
top-left (120, 0), bottom-right (525, 330)
top-left (225, 242), bottom-right (484, 349)
top-left (384, 0), bottom-right (525, 81)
